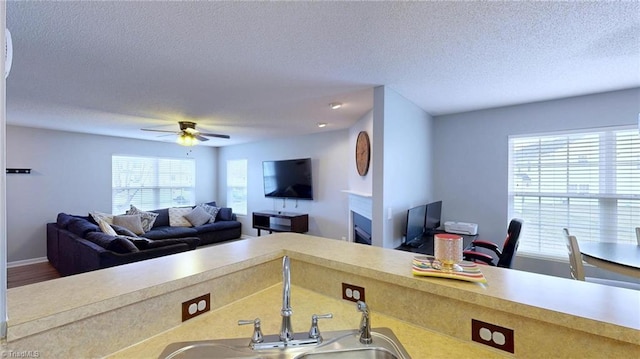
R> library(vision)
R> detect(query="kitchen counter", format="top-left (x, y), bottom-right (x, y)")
top-left (108, 284), bottom-right (504, 358)
top-left (3, 233), bottom-right (639, 358)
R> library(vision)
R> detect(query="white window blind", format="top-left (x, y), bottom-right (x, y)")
top-left (227, 159), bottom-right (248, 215)
top-left (112, 155), bottom-right (195, 214)
top-left (509, 126), bottom-right (640, 258)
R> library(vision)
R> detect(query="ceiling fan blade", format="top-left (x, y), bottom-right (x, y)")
top-left (198, 132), bottom-right (231, 139)
top-left (195, 134), bottom-right (209, 142)
top-left (141, 128), bottom-right (179, 134)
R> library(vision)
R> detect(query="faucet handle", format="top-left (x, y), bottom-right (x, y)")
top-left (308, 313), bottom-right (333, 339)
top-left (238, 318), bottom-right (264, 344)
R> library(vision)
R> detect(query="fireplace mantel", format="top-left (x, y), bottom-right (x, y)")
top-left (345, 190), bottom-right (373, 243)
top-left (341, 190), bottom-right (372, 198)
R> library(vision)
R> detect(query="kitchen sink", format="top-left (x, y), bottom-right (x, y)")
top-left (296, 348), bottom-right (398, 359)
top-left (158, 327), bottom-right (411, 359)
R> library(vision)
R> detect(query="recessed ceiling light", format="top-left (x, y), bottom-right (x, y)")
top-left (317, 122), bottom-right (327, 128)
top-left (329, 102), bottom-right (343, 110)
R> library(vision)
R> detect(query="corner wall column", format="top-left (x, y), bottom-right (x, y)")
top-left (1, 1), bottom-right (8, 341)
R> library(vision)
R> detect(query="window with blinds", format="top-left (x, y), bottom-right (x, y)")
top-left (508, 126), bottom-right (640, 258)
top-left (112, 155), bottom-right (196, 214)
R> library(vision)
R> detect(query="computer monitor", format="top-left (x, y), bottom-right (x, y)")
top-left (404, 205), bottom-right (427, 247)
top-left (425, 200), bottom-right (442, 233)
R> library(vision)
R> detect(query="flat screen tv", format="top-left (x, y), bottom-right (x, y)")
top-left (404, 204), bottom-right (426, 247)
top-left (263, 158), bottom-right (313, 200)
top-left (425, 200), bottom-right (442, 233)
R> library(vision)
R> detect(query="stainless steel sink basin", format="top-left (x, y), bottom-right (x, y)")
top-left (158, 327), bottom-right (411, 359)
top-left (296, 347), bottom-right (398, 359)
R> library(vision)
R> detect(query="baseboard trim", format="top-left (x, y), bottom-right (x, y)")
top-left (7, 257), bottom-right (48, 268)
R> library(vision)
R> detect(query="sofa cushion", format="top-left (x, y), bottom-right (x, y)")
top-left (216, 207), bottom-right (234, 222)
top-left (98, 220), bottom-right (117, 236)
top-left (68, 218), bottom-right (100, 237)
top-left (113, 214), bottom-right (145, 235)
top-left (85, 232), bottom-right (139, 254)
top-left (184, 206), bottom-right (213, 227)
top-left (140, 226), bottom-right (198, 240)
top-left (196, 203), bottom-right (220, 224)
top-left (126, 205), bottom-right (159, 232)
top-left (150, 208), bottom-right (170, 228)
top-left (193, 220), bottom-right (241, 234)
top-left (57, 213), bottom-right (77, 229)
top-left (147, 237), bottom-right (200, 250)
top-left (169, 207), bottom-right (193, 227)
top-left (115, 235), bottom-right (152, 250)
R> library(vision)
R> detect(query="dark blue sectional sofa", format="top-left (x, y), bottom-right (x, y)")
top-left (46, 202), bottom-right (242, 276)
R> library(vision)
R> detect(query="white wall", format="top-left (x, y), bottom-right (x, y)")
top-left (5, 126), bottom-right (218, 262)
top-left (218, 130), bottom-right (350, 240)
top-left (374, 86), bottom-right (434, 248)
top-left (433, 88), bottom-right (640, 277)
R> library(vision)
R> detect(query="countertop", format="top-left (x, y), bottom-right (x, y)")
top-left (108, 284), bottom-right (505, 358)
top-left (5, 233), bottom-right (640, 358)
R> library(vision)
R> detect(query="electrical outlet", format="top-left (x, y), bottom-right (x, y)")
top-left (471, 319), bottom-right (514, 353)
top-left (342, 283), bottom-right (365, 302)
top-left (182, 293), bottom-right (210, 322)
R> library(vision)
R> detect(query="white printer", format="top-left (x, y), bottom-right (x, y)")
top-left (444, 221), bottom-right (478, 235)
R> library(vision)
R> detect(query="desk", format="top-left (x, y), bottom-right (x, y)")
top-left (579, 242), bottom-right (640, 279)
top-left (396, 231), bottom-right (477, 255)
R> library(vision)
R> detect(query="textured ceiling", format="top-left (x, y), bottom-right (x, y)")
top-left (6, 1), bottom-right (640, 146)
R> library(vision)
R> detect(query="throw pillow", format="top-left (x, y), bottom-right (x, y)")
top-left (126, 205), bottom-right (159, 232)
top-left (184, 206), bottom-right (213, 227)
top-left (196, 203), bottom-right (220, 224)
top-left (113, 214), bottom-right (145, 235)
top-left (110, 224), bottom-right (138, 238)
top-left (168, 207), bottom-right (193, 227)
top-left (90, 211), bottom-right (114, 225)
top-left (217, 207), bottom-right (233, 221)
top-left (98, 220), bottom-right (117, 236)
top-left (85, 232), bottom-right (139, 254)
top-left (111, 236), bottom-right (140, 253)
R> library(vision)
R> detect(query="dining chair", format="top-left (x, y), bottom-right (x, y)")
top-left (635, 227), bottom-right (640, 246)
top-left (463, 218), bottom-right (523, 268)
top-left (563, 228), bottom-right (640, 290)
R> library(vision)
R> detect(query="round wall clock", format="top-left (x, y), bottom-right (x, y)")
top-left (355, 131), bottom-right (370, 176)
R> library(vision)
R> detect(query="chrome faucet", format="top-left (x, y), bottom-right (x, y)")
top-left (239, 255), bottom-right (332, 350)
top-left (357, 300), bottom-right (372, 344)
top-left (280, 255), bottom-right (294, 342)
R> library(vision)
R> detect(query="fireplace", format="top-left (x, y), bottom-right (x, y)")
top-left (346, 191), bottom-right (372, 245)
top-left (353, 211), bottom-right (372, 245)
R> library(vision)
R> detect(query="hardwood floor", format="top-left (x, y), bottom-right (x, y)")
top-left (7, 262), bottom-right (61, 288)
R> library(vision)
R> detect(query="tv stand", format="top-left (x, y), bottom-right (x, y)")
top-left (252, 210), bottom-right (309, 236)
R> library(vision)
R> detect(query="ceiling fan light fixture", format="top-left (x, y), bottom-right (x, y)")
top-left (329, 102), bottom-right (343, 110)
top-left (177, 132), bottom-right (199, 146)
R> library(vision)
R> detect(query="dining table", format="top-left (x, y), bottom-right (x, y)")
top-left (579, 241), bottom-right (640, 279)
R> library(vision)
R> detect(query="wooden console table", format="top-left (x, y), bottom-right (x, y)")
top-left (252, 210), bottom-right (309, 236)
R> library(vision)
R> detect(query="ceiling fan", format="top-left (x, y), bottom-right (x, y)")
top-left (142, 121), bottom-right (230, 146)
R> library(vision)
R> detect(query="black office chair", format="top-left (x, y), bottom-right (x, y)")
top-left (463, 218), bottom-right (523, 268)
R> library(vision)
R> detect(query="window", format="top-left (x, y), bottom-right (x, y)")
top-left (112, 155), bottom-right (195, 213)
top-left (509, 126), bottom-right (640, 258)
top-left (227, 159), bottom-right (248, 215)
